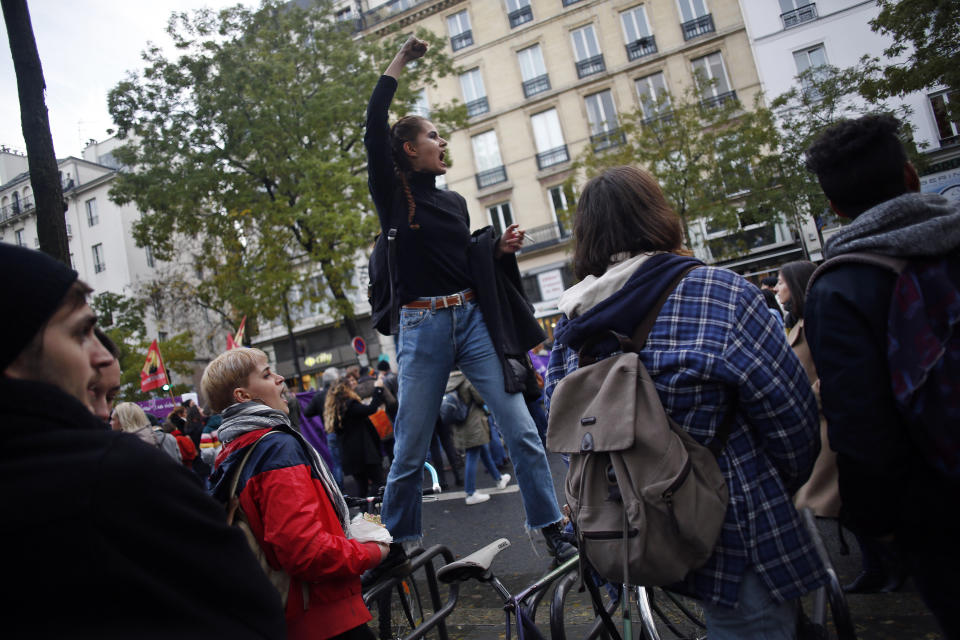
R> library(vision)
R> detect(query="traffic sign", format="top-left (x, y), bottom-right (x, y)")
top-left (352, 336), bottom-right (366, 355)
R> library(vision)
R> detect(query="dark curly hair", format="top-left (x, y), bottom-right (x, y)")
top-left (390, 115), bottom-right (428, 230)
top-left (804, 114), bottom-right (908, 218)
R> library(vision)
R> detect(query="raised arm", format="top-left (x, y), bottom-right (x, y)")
top-left (384, 35), bottom-right (427, 80)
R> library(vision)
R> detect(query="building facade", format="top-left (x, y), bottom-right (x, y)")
top-left (345, 0), bottom-right (770, 341)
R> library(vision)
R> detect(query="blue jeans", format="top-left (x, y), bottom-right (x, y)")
top-left (381, 298), bottom-right (563, 541)
top-left (486, 413), bottom-right (508, 467)
top-left (326, 430), bottom-right (344, 489)
top-left (464, 445), bottom-right (500, 496)
top-left (702, 568), bottom-right (799, 639)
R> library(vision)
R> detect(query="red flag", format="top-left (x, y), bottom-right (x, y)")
top-left (234, 315), bottom-right (247, 346)
top-left (226, 333), bottom-right (239, 350)
top-left (140, 339), bottom-right (169, 393)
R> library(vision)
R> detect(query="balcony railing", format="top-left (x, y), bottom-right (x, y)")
top-left (466, 97), bottom-right (490, 117)
top-left (590, 128), bottom-right (627, 152)
top-left (536, 145), bottom-right (569, 170)
top-left (509, 5), bottom-right (533, 28)
top-left (681, 14), bottom-right (715, 40)
top-left (522, 74), bottom-right (551, 98)
top-left (576, 54), bottom-right (605, 79)
top-left (451, 30), bottom-right (473, 51)
top-left (642, 110), bottom-right (675, 126)
top-left (700, 90), bottom-right (738, 109)
top-left (781, 3), bottom-right (817, 29)
top-left (0, 198), bottom-right (33, 224)
top-left (476, 165), bottom-right (508, 190)
top-left (518, 221), bottom-right (572, 254)
top-left (626, 36), bottom-right (657, 61)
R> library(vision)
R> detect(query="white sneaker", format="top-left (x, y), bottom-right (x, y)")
top-left (497, 473), bottom-right (511, 490)
top-left (465, 492), bottom-right (490, 505)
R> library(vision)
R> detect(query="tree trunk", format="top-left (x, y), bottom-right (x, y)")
top-left (2, 0), bottom-right (68, 264)
top-left (282, 297), bottom-right (304, 387)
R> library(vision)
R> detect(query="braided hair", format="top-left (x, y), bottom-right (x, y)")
top-left (390, 115), bottom-right (428, 230)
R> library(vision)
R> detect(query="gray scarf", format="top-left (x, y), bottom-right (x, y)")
top-left (825, 192), bottom-right (960, 259)
top-left (219, 401), bottom-right (350, 535)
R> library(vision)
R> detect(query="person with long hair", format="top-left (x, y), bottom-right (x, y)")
top-left (324, 374), bottom-right (386, 498)
top-left (363, 36), bottom-right (572, 579)
top-left (545, 166), bottom-right (826, 638)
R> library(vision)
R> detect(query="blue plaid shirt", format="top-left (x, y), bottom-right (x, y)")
top-left (546, 265), bottom-right (827, 607)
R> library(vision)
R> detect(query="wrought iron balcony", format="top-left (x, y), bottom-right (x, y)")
top-left (466, 97), bottom-right (489, 117)
top-left (535, 145), bottom-right (569, 170)
top-left (522, 74), bottom-right (551, 98)
top-left (642, 110), bottom-right (675, 126)
top-left (700, 90), bottom-right (738, 109)
top-left (681, 14), bottom-right (715, 40)
top-left (576, 54), bottom-right (606, 79)
top-left (476, 165), bottom-right (507, 190)
top-left (509, 5), bottom-right (533, 28)
top-left (450, 30), bottom-right (473, 51)
top-left (626, 36), bottom-right (657, 61)
top-left (590, 128), bottom-right (626, 152)
top-left (781, 3), bottom-right (817, 29)
top-left (518, 221), bottom-right (571, 254)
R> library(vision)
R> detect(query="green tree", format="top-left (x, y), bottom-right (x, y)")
top-left (859, 0), bottom-right (960, 121)
top-left (106, 0), bottom-right (463, 375)
top-left (771, 64), bottom-right (923, 233)
top-left (572, 82), bottom-right (791, 259)
top-left (92, 292), bottom-right (196, 402)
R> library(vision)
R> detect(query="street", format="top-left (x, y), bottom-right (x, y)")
top-left (363, 453), bottom-right (946, 639)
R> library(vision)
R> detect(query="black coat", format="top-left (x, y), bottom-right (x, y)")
top-left (335, 387), bottom-right (385, 475)
top-left (0, 378), bottom-right (286, 638)
top-left (468, 226), bottom-right (546, 393)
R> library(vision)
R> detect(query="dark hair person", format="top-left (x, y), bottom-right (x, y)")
top-left (363, 35), bottom-right (572, 578)
top-left (774, 260), bottom-right (817, 329)
top-left (545, 166), bottom-right (826, 637)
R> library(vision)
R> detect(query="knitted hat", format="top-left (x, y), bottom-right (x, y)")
top-left (0, 244), bottom-right (79, 371)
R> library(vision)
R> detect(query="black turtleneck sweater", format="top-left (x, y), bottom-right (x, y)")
top-left (365, 75), bottom-right (474, 303)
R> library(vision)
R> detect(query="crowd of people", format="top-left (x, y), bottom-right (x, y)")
top-left (1, 35), bottom-right (957, 640)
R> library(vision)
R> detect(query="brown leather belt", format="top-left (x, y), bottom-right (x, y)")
top-left (403, 289), bottom-right (476, 309)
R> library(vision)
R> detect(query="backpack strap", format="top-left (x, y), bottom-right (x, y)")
top-left (805, 252), bottom-right (905, 303)
top-left (387, 228), bottom-right (399, 335)
top-left (226, 430), bottom-right (282, 526)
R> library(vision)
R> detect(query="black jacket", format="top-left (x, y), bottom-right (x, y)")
top-left (0, 378), bottom-right (286, 638)
top-left (468, 226), bottom-right (546, 393)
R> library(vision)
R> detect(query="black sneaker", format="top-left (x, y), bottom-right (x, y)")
top-left (361, 542), bottom-right (411, 589)
top-left (542, 522), bottom-right (577, 563)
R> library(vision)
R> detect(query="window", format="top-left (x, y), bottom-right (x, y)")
top-left (677, 0), bottom-right (714, 40)
top-left (447, 11), bottom-right (473, 51)
top-left (636, 72), bottom-right (670, 120)
top-left (518, 45), bottom-right (550, 97)
top-left (412, 89), bottom-right (430, 118)
top-left (930, 91), bottom-right (959, 145)
top-left (530, 109), bottom-right (569, 170)
top-left (460, 69), bottom-right (489, 117)
top-left (621, 6), bottom-right (657, 60)
top-left (69, 253), bottom-right (75, 270)
top-left (779, 0), bottom-right (817, 28)
top-left (571, 25), bottom-right (605, 78)
top-left (85, 198), bottom-right (99, 226)
top-left (487, 202), bottom-right (514, 236)
top-left (548, 185), bottom-right (574, 236)
top-left (585, 90), bottom-right (624, 151)
top-left (92, 243), bottom-right (106, 273)
top-left (692, 52), bottom-right (734, 105)
top-left (145, 244), bottom-right (155, 268)
top-left (471, 131), bottom-right (507, 189)
top-left (506, 0), bottom-right (533, 28)
top-left (793, 44), bottom-right (827, 99)
top-left (15, 229), bottom-right (25, 247)
top-left (11, 191), bottom-right (20, 214)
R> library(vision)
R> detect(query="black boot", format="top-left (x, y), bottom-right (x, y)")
top-left (361, 542), bottom-right (412, 589)
top-left (542, 522), bottom-right (577, 563)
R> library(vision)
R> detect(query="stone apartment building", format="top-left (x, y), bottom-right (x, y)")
top-left (344, 0), bottom-right (796, 342)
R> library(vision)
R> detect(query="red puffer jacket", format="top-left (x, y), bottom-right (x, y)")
top-left (212, 427), bottom-right (382, 639)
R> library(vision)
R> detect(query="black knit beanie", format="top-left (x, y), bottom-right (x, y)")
top-left (0, 243), bottom-right (79, 372)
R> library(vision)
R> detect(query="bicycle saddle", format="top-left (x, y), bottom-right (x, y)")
top-left (437, 538), bottom-right (511, 583)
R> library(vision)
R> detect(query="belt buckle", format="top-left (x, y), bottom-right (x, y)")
top-left (441, 295), bottom-right (449, 309)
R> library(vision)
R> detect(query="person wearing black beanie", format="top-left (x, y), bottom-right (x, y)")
top-left (0, 242), bottom-right (288, 637)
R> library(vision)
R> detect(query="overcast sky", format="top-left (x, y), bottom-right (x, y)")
top-left (0, 0), bottom-right (253, 160)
